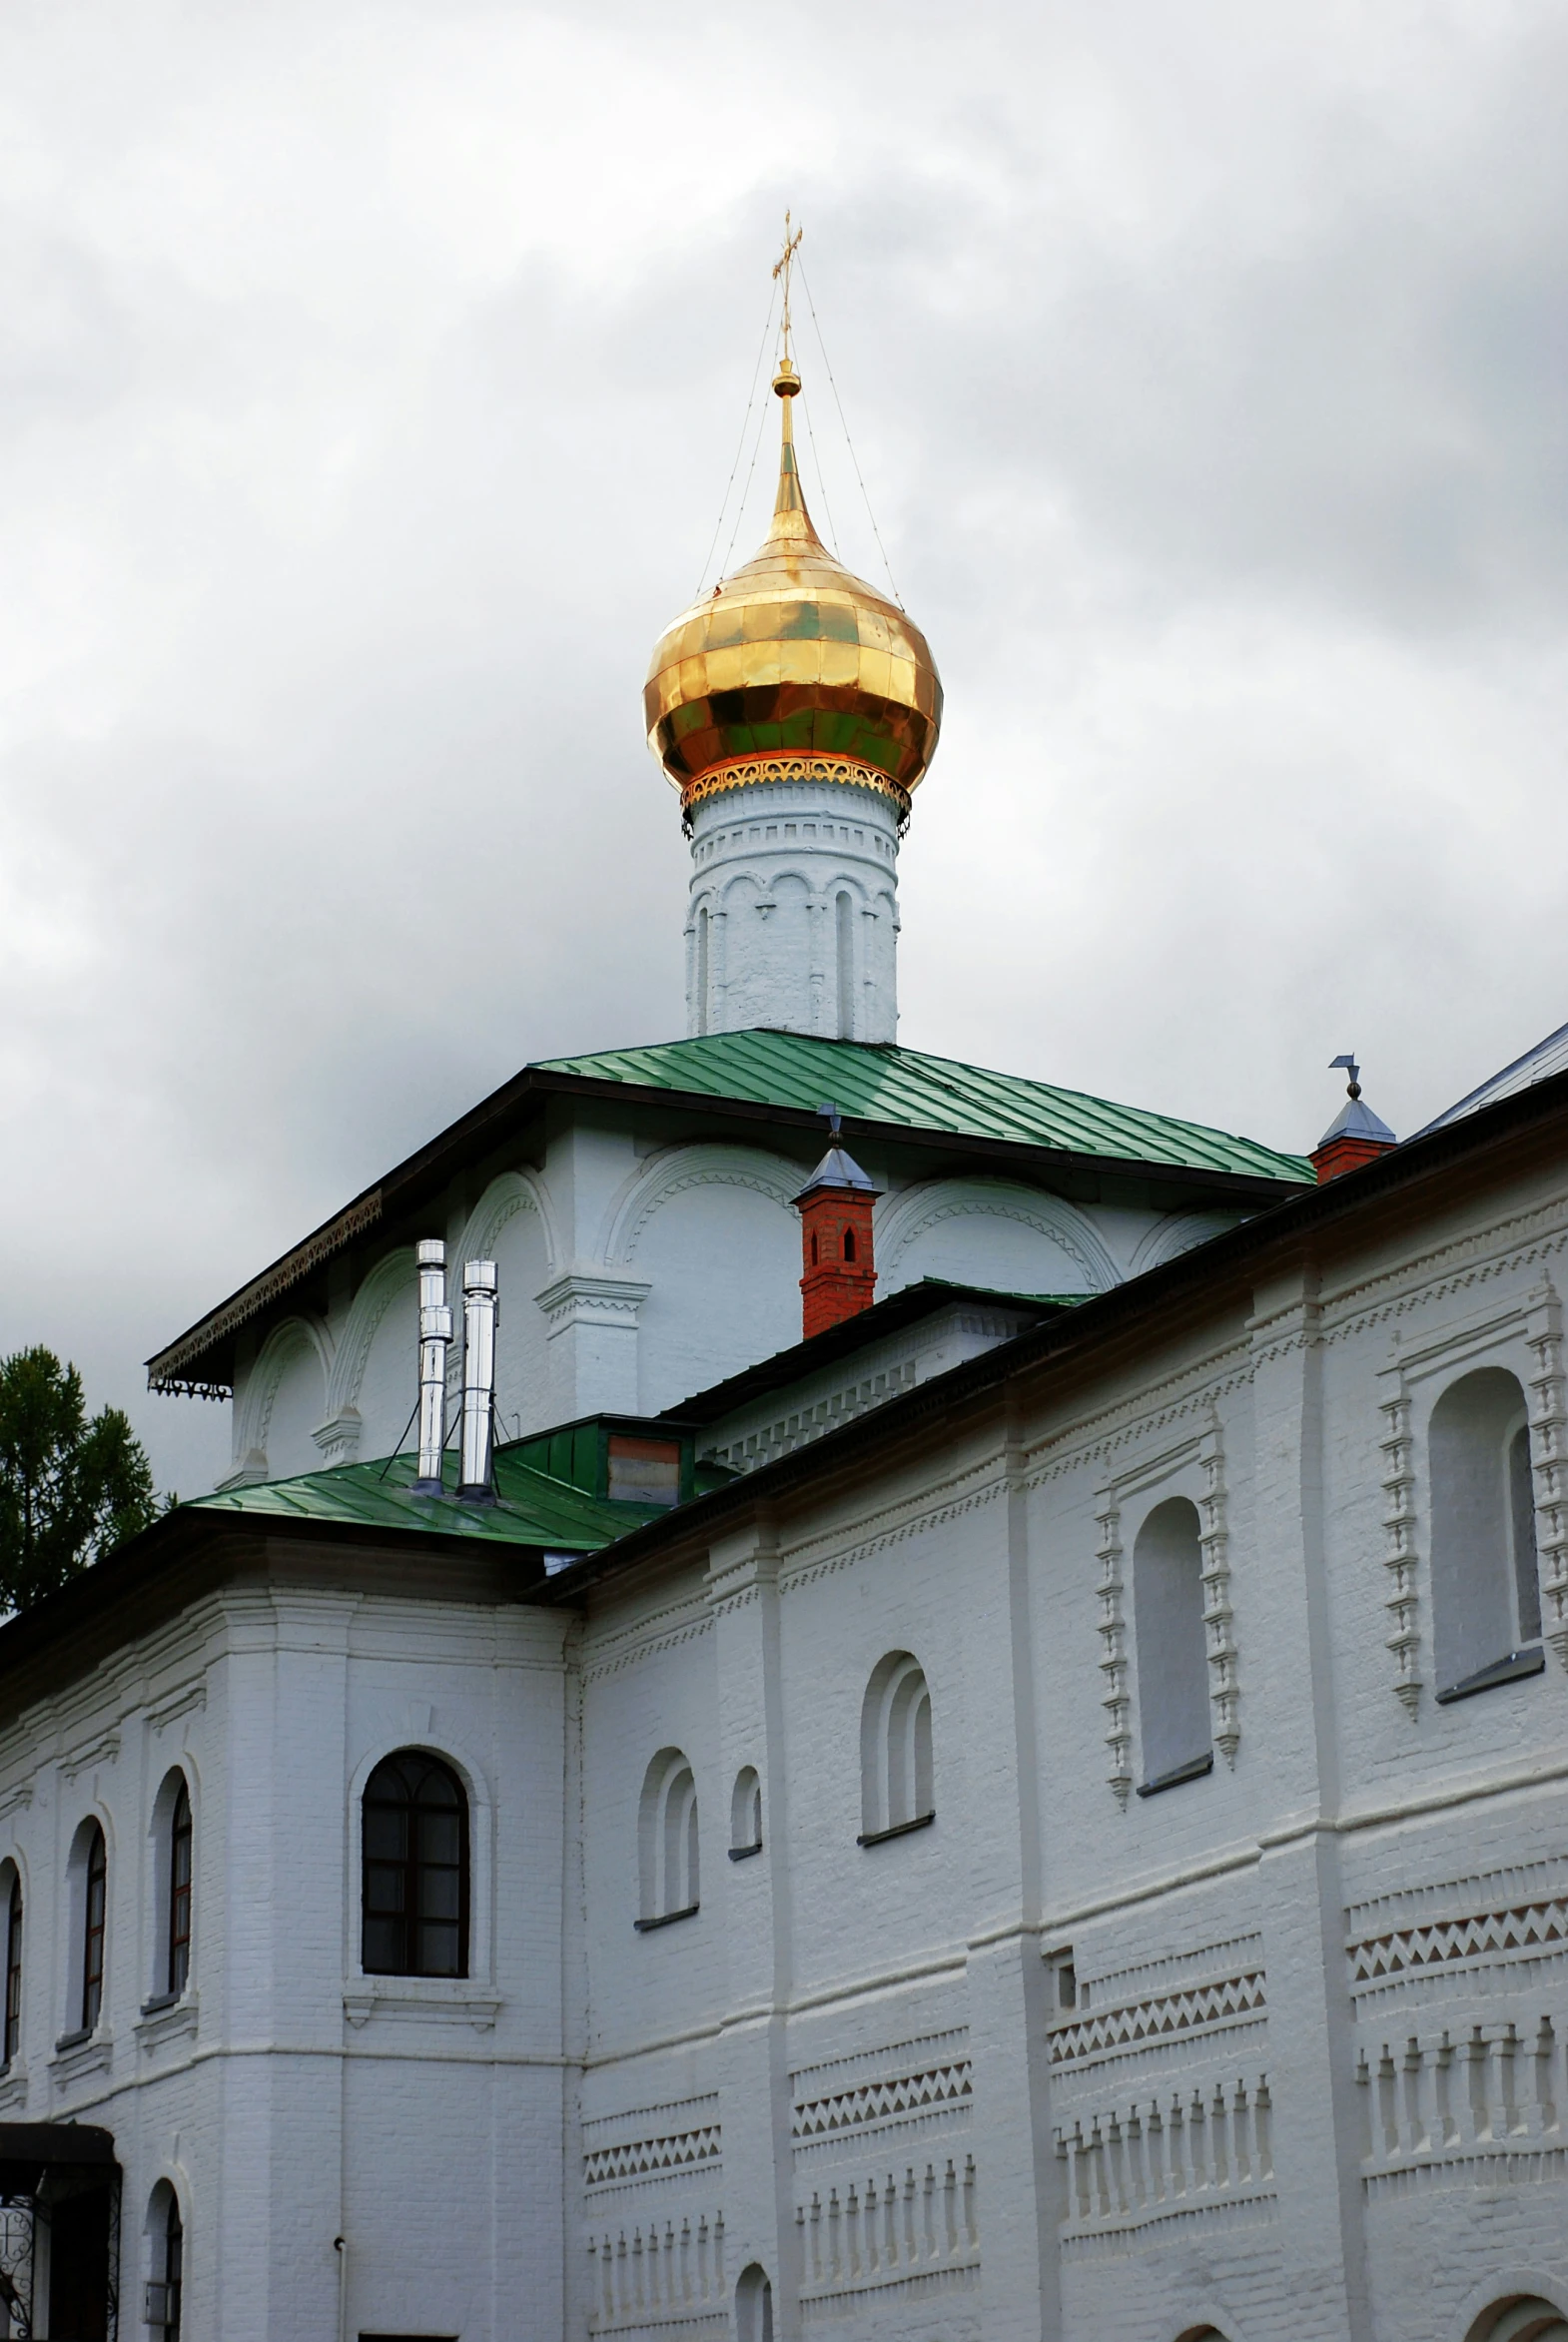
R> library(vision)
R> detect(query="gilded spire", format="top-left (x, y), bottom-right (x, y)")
top-left (770, 212), bottom-right (812, 533)
top-left (643, 216), bottom-right (943, 820)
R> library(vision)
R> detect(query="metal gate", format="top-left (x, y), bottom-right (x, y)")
top-left (0, 2126), bottom-right (120, 2342)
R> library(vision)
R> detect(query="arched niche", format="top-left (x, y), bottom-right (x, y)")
top-left (1133, 1496), bottom-right (1211, 1786)
top-left (1128, 1210), bottom-right (1247, 1277)
top-left (877, 1177), bottom-right (1119, 1300)
top-left (734, 2263), bottom-right (774, 2342)
top-left (454, 1175), bottom-right (554, 1446)
top-left (235, 1316), bottom-right (330, 1482)
top-left (607, 1147), bottom-right (800, 1412)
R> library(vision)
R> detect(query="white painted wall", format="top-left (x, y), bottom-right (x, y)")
top-left (631, 1174), bottom-right (801, 1414)
top-left (569, 1141), bottom-right (1568, 2342)
top-left (230, 1109), bottom-right (1242, 1484)
top-left (7, 1133), bottom-right (1568, 2337)
top-left (686, 780), bottom-right (901, 1044)
top-left (0, 1574), bottom-right (572, 2342)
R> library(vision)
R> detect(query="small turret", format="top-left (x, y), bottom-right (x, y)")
top-left (794, 1106), bottom-right (881, 1338)
top-left (1312, 1054), bottom-right (1397, 1183)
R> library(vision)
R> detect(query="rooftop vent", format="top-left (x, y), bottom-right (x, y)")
top-left (411, 1238), bottom-right (452, 1496)
top-left (457, 1259), bottom-right (498, 1503)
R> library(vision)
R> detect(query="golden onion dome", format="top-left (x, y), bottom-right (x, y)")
top-left (645, 365), bottom-right (943, 823)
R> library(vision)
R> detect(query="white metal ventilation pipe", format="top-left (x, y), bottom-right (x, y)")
top-left (457, 1259), bottom-right (499, 1503)
top-left (411, 1238), bottom-right (451, 1496)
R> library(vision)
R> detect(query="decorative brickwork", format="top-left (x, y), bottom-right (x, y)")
top-left (1380, 1383), bottom-right (1422, 1713)
top-left (585, 2212), bottom-right (726, 2332)
top-left (1056, 2077), bottom-right (1275, 2237)
top-left (1197, 1415), bottom-right (1239, 1764)
top-left (1096, 1490), bottom-right (1133, 1807)
top-left (1355, 2015), bottom-right (1567, 2186)
top-left (584, 2120), bottom-right (721, 2190)
top-left (1049, 1972), bottom-right (1266, 2067)
top-left (1526, 1284), bottom-right (1568, 1667)
top-left (795, 2154), bottom-right (978, 2302)
top-left (1347, 1898), bottom-right (1568, 1987)
top-left (704, 1361), bottom-right (918, 1474)
top-left (793, 2059), bottom-right (972, 2140)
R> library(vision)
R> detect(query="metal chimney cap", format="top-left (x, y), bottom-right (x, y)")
top-left (462, 1258), bottom-right (498, 1293)
top-left (416, 1237), bottom-right (445, 1266)
top-left (793, 1143), bottom-right (881, 1202)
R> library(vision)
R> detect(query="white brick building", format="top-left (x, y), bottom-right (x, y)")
top-left (3, 325), bottom-right (1565, 2342)
top-left (3, 1054), bottom-right (1567, 2341)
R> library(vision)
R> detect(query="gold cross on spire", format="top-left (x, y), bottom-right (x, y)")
top-left (773, 211), bottom-right (804, 369)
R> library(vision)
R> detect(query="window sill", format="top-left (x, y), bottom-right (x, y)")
top-left (0, 2063), bottom-right (28, 2115)
top-left (136, 1992), bottom-right (198, 2053)
top-left (49, 2028), bottom-right (112, 2086)
top-left (1436, 1646), bottom-right (1544, 1703)
top-left (857, 1811), bottom-right (935, 1848)
top-left (728, 1842), bottom-right (763, 1863)
top-left (1137, 1752), bottom-right (1213, 1799)
top-left (634, 1903), bottom-right (700, 1933)
top-left (343, 1980), bottom-right (500, 2032)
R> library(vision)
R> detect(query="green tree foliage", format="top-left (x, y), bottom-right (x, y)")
top-left (0, 1348), bottom-right (158, 1614)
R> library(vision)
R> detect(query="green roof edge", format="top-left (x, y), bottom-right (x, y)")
top-left (534, 1031), bottom-right (1312, 1184)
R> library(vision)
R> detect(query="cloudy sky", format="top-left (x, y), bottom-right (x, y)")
top-left (3, 0), bottom-right (1565, 1494)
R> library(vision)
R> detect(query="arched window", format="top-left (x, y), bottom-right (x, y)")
top-left (80, 1821), bottom-right (107, 2031)
top-left (146, 2185), bottom-right (184, 2337)
top-left (168, 1781), bottom-right (193, 1996)
top-left (859, 1653), bottom-right (934, 1844)
top-left (2, 1868), bottom-right (20, 2068)
top-left (1133, 1497), bottom-right (1211, 1793)
top-left (361, 1751), bottom-right (468, 1978)
top-left (729, 1767), bottom-right (763, 1860)
top-left (1431, 1366), bottom-right (1544, 1698)
top-left (636, 1749), bottom-right (699, 1929)
top-left (843, 1224), bottom-right (856, 1262)
top-left (735, 2263), bottom-right (774, 2342)
top-left (1466, 2301), bottom-right (1568, 2342)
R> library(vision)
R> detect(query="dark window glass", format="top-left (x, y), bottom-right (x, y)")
top-left (49, 2184), bottom-right (112, 2339)
top-left (82, 1823), bottom-right (107, 2031)
top-left (843, 1225), bottom-right (856, 1262)
top-left (164, 2194), bottom-right (184, 2340)
top-left (361, 1752), bottom-right (468, 1978)
top-left (1510, 1423), bottom-right (1542, 1642)
top-left (168, 1782), bottom-right (193, 1996)
top-left (3, 1876), bottom-right (20, 2066)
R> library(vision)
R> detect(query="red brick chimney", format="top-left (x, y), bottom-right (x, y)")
top-left (1312, 1054), bottom-right (1397, 1183)
top-left (794, 1109), bottom-right (880, 1339)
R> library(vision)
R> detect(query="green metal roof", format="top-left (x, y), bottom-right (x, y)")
top-left (539, 1031), bottom-right (1311, 1184)
top-left (190, 1444), bottom-right (663, 1549)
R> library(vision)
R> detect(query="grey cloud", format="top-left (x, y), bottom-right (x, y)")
top-left (2, 1), bottom-right (1566, 1501)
